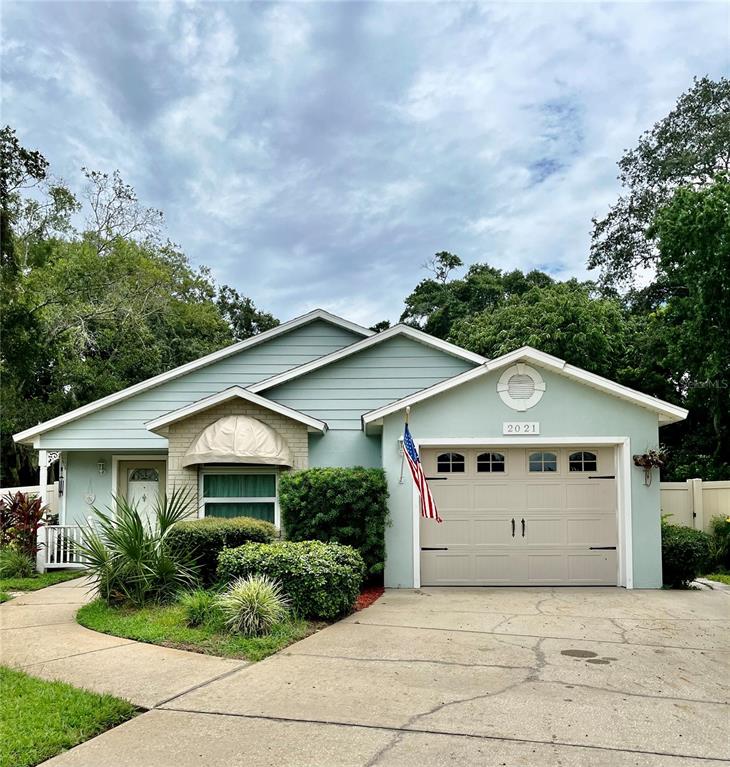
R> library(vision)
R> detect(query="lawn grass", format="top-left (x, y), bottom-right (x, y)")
top-left (77, 599), bottom-right (321, 662)
top-left (0, 665), bottom-right (136, 767)
top-left (0, 570), bottom-right (84, 593)
top-left (703, 572), bottom-right (730, 585)
top-left (0, 592), bottom-right (10, 603)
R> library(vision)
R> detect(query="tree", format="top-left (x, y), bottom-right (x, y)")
top-left (647, 176), bottom-right (730, 476)
top-left (400, 261), bottom-right (557, 339)
top-left (425, 251), bottom-right (463, 283)
top-left (0, 129), bottom-right (279, 485)
top-left (216, 286), bottom-right (279, 341)
top-left (590, 76), bottom-right (730, 288)
top-left (449, 282), bottom-right (630, 380)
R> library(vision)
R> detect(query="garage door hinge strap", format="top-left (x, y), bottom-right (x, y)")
top-left (421, 547), bottom-right (449, 551)
top-left (589, 546), bottom-right (617, 550)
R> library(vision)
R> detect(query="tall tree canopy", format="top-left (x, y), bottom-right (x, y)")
top-left (0, 128), bottom-right (278, 485)
top-left (589, 76), bottom-right (730, 288)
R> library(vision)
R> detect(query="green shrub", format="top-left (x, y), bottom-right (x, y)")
top-left (217, 540), bottom-right (365, 620)
top-left (661, 519), bottom-right (711, 588)
top-left (707, 516), bottom-right (730, 570)
top-left (78, 488), bottom-right (199, 607)
top-left (216, 575), bottom-right (290, 636)
top-left (167, 516), bottom-right (277, 585)
top-left (0, 546), bottom-right (35, 578)
top-left (178, 588), bottom-right (219, 627)
top-left (279, 467), bottom-right (389, 580)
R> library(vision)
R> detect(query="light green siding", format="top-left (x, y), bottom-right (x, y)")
top-left (64, 452), bottom-right (114, 526)
top-left (267, 337), bottom-right (476, 429)
top-left (381, 367), bottom-right (664, 589)
top-left (39, 320), bottom-right (362, 450)
top-left (308, 431), bottom-right (382, 468)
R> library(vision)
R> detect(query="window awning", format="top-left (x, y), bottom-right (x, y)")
top-left (183, 415), bottom-right (293, 467)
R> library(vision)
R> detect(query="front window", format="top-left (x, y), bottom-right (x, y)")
top-left (202, 472), bottom-right (276, 522)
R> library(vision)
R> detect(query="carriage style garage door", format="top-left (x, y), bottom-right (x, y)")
top-left (420, 446), bottom-right (618, 586)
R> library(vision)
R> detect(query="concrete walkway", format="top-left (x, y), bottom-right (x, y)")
top-left (2, 583), bottom-right (729, 766)
top-left (0, 577), bottom-right (246, 708)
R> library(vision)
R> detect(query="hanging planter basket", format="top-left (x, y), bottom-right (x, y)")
top-left (633, 449), bottom-right (667, 486)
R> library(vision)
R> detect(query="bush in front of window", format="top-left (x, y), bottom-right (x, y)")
top-left (167, 517), bottom-right (277, 585)
top-left (279, 467), bottom-right (389, 581)
top-left (661, 518), bottom-right (711, 588)
top-left (217, 540), bottom-right (365, 620)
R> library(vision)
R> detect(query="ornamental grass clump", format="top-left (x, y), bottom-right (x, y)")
top-left (216, 575), bottom-right (289, 637)
top-left (0, 546), bottom-right (35, 578)
top-left (178, 588), bottom-right (219, 628)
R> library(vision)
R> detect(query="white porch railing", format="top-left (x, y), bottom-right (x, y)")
top-left (40, 525), bottom-right (86, 570)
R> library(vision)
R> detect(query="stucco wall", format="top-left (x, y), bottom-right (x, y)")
top-left (164, 400), bottom-right (309, 510)
top-left (381, 366), bottom-right (664, 589)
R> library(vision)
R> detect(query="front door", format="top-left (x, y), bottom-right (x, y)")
top-left (119, 462), bottom-right (165, 528)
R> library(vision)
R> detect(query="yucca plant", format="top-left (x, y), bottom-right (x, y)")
top-left (78, 487), bottom-right (200, 607)
top-left (216, 575), bottom-right (290, 636)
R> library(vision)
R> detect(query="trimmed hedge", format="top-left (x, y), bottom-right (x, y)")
top-left (167, 517), bottom-right (277, 585)
top-left (661, 520), bottom-right (711, 588)
top-left (217, 540), bottom-right (365, 620)
top-left (279, 467), bottom-right (389, 580)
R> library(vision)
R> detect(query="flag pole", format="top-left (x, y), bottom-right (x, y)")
top-left (399, 406), bottom-right (411, 484)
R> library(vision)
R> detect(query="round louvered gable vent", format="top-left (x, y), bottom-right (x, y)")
top-left (497, 364), bottom-right (545, 411)
top-left (507, 374), bottom-right (536, 400)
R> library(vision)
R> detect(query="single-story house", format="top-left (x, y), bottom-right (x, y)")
top-left (15, 309), bottom-right (687, 588)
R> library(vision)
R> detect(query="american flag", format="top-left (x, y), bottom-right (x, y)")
top-left (403, 423), bottom-right (442, 523)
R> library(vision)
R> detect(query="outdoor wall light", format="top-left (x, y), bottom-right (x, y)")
top-left (97, 460), bottom-right (106, 476)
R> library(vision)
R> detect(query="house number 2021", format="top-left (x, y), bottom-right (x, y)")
top-left (503, 422), bottom-right (540, 435)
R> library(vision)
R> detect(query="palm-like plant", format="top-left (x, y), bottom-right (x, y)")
top-left (79, 487), bottom-right (200, 607)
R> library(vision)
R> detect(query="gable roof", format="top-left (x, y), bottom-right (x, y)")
top-left (145, 386), bottom-right (327, 433)
top-left (361, 346), bottom-right (689, 427)
top-left (248, 324), bottom-right (487, 394)
top-left (14, 309), bottom-right (369, 445)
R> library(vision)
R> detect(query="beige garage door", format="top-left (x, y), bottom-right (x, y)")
top-left (420, 447), bottom-right (617, 586)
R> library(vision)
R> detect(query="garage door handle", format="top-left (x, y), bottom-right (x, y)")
top-left (521, 518), bottom-right (525, 537)
top-left (511, 518), bottom-right (515, 537)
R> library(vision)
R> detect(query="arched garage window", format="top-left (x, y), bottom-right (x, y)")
top-left (528, 452), bottom-right (557, 472)
top-left (437, 452), bottom-right (465, 473)
top-left (477, 452), bottom-right (505, 472)
top-left (569, 451), bottom-right (597, 472)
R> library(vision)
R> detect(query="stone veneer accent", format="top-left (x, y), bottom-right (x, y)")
top-left (163, 399), bottom-right (309, 514)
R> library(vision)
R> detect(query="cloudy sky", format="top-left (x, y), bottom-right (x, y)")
top-left (3, 2), bottom-right (728, 326)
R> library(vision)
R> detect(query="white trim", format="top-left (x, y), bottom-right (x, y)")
top-left (363, 346), bottom-right (688, 426)
top-left (14, 309), bottom-right (369, 445)
top-left (411, 436), bottom-right (633, 590)
top-left (249, 324), bottom-right (487, 394)
top-left (497, 364), bottom-right (546, 411)
top-left (111, 454), bottom-right (168, 501)
top-left (145, 386), bottom-right (327, 433)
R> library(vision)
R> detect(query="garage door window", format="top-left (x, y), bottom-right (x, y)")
top-left (569, 451), bottom-right (597, 472)
top-left (528, 452), bottom-right (557, 472)
top-left (437, 452), bottom-right (465, 473)
top-left (476, 452), bottom-right (505, 472)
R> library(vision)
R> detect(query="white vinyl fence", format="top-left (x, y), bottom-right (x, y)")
top-left (660, 479), bottom-right (730, 531)
top-left (0, 481), bottom-right (60, 517)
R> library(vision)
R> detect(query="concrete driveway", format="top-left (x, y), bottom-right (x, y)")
top-left (41, 586), bottom-right (730, 766)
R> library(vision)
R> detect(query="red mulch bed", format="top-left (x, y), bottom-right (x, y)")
top-left (355, 585), bottom-right (384, 611)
